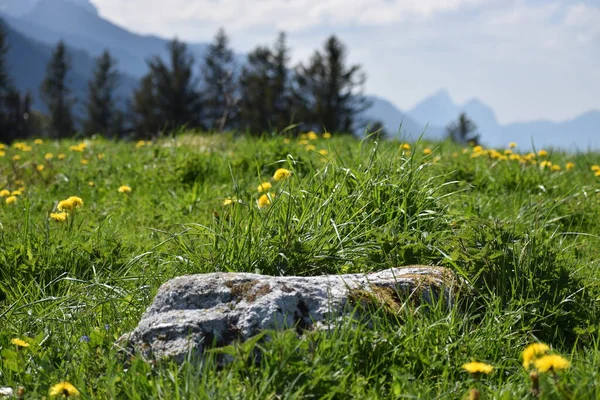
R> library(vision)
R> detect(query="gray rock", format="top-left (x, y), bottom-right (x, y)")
top-left (118, 266), bottom-right (457, 363)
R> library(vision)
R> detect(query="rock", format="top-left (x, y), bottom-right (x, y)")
top-left (117, 266), bottom-right (457, 363)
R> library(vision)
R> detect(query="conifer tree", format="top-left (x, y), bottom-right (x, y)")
top-left (447, 112), bottom-right (480, 145)
top-left (202, 28), bottom-right (237, 131)
top-left (238, 32), bottom-right (291, 135)
top-left (40, 41), bottom-right (75, 138)
top-left (292, 35), bottom-right (370, 134)
top-left (84, 49), bottom-right (120, 137)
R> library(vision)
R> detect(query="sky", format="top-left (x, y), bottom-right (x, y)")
top-left (88, 0), bottom-right (599, 124)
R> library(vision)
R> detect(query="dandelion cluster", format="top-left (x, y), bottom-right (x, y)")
top-left (49, 382), bottom-right (80, 398)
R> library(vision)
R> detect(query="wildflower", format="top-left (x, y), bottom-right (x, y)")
top-left (462, 361), bottom-right (494, 375)
top-left (591, 165), bottom-right (600, 172)
top-left (257, 182), bottom-right (272, 193)
top-left (0, 189), bottom-right (10, 197)
top-left (305, 144), bottom-right (316, 151)
top-left (509, 142), bottom-right (517, 148)
top-left (423, 148), bottom-right (432, 155)
top-left (539, 160), bottom-right (552, 168)
top-left (21, 145), bottom-right (32, 152)
top-left (401, 143), bottom-right (411, 150)
top-left (504, 149), bottom-right (513, 155)
top-left (80, 159), bottom-right (89, 165)
top-left (57, 197), bottom-right (83, 212)
top-left (257, 193), bottom-right (273, 208)
top-left (595, 170), bottom-right (600, 177)
top-left (49, 381), bottom-right (80, 398)
top-left (323, 132), bottom-right (332, 139)
top-left (537, 149), bottom-right (548, 157)
top-left (97, 153), bottom-right (105, 160)
top-left (0, 143), bottom-right (5, 150)
top-left (11, 190), bottom-right (22, 196)
top-left (118, 185), bottom-right (132, 193)
top-left (69, 143), bottom-right (87, 152)
top-left (283, 138), bottom-right (291, 144)
top-left (565, 162), bottom-right (575, 170)
top-left (299, 133), bottom-right (308, 140)
top-left (551, 164), bottom-right (561, 172)
top-left (58, 154), bottom-right (66, 160)
top-left (50, 212), bottom-right (68, 222)
top-left (45, 153), bottom-right (54, 160)
top-left (222, 197), bottom-right (236, 206)
top-left (68, 196), bottom-right (83, 208)
top-left (522, 343), bottom-right (549, 370)
top-left (13, 142), bottom-right (26, 149)
top-left (307, 131), bottom-right (318, 140)
top-left (298, 139), bottom-right (309, 145)
top-left (136, 140), bottom-right (147, 148)
top-left (37, 165), bottom-right (45, 172)
top-left (11, 338), bottom-right (29, 348)
top-left (6, 196), bottom-right (18, 205)
top-left (473, 145), bottom-right (484, 153)
top-left (12, 155), bottom-right (20, 161)
top-left (34, 139), bottom-right (44, 145)
top-left (533, 354), bottom-right (570, 373)
top-left (273, 168), bottom-right (292, 181)
top-left (88, 181), bottom-right (95, 187)
top-left (0, 151), bottom-right (5, 157)
top-left (318, 149), bottom-right (329, 156)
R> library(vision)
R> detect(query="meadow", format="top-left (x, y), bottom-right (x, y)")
top-left (0, 132), bottom-right (599, 399)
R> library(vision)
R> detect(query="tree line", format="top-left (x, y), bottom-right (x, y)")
top-left (0, 24), bottom-right (373, 141)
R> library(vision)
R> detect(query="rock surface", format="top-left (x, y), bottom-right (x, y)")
top-left (118, 266), bottom-right (457, 363)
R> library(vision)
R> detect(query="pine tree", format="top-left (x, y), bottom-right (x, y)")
top-left (84, 49), bottom-right (120, 137)
top-left (292, 35), bottom-right (370, 134)
top-left (238, 32), bottom-right (292, 135)
top-left (40, 41), bottom-right (75, 138)
top-left (132, 39), bottom-right (202, 137)
top-left (447, 112), bottom-right (480, 145)
top-left (202, 28), bottom-right (237, 131)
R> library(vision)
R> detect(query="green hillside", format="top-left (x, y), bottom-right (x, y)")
top-left (0, 133), bottom-right (599, 398)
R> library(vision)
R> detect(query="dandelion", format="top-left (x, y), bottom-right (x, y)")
top-left (34, 139), bottom-right (44, 145)
top-left (22, 145), bottom-right (32, 152)
top-left (136, 140), bottom-right (147, 148)
top-left (45, 153), bottom-right (54, 160)
top-left (57, 196), bottom-right (83, 212)
top-left (0, 189), bottom-right (10, 197)
top-left (58, 154), bottom-right (66, 160)
top-left (118, 185), bottom-right (132, 193)
top-left (283, 138), bottom-right (291, 144)
top-left (10, 190), bottom-right (22, 196)
top-left (551, 164), bottom-right (561, 172)
top-left (401, 143), bottom-right (411, 150)
top-left (273, 168), bottom-right (292, 181)
top-left (423, 148), bottom-right (432, 155)
top-left (509, 142), bottom-right (517, 148)
top-left (533, 354), bottom-right (570, 373)
top-left (257, 193), bottom-right (273, 208)
top-left (307, 131), bottom-right (318, 140)
top-left (462, 361), bottom-right (494, 375)
top-left (11, 338), bottom-right (29, 348)
top-left (69, 143), bottom-right (87, 152)
top-left (318, 149), bottom-right (329, 156)
top-left (5, 196), bottom-right (17, 205)
top-left (323, 132), bottom-right (332, 139)
top-left (50, 212), bottom-right (68, 222)
top-left (37, 164), bottom-right (45, 172)
top-left (0, 143), bottom-right (5, 150)
top-left (473, 145), bottom-right (484, 153)
top-left (522, 343), bottom-right (549, 370)
top-left (540, 160), bottom-right (552, 169)
top-left (298, 139), bottom-right (309, 145)
top-left (257, 182), bottom-right (272, 193)
top-left (12, 155), bottom-right (20, 161)
top-left (305, 144), bottom-right (316, 151)
top-left (68, 196), bottom-right (83, 208)
top-left (504, 149), bottom-right (513, 155)
top-left (0, 151), bottom-right (5, 157)
top-left (223, 197), bottom-right (236, 206)
top-left (88, 181), bottom-right (95, 187)
top-left (538, 149), bottom-right (548, 157)
top-left (565, 162), bottom-right (575, 170)
top-left (595, 170), bottom-right (600, 177)
top-left (80, 159), bottom-right (89, 165)
top-left (97, 153), bottom-right (105, 160)
top-left (49, 381), bottom-right (80, 398)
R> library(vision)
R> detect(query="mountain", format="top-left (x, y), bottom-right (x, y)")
top-left (365, 96), bottom-right (445, 140)
top-left (3, 0), bottom-right (209, 78)
top-left (409, 89), bottom-right (459, 128)
top-left (0, 0), bottom-right (37, 17)
top-left (1, 18), bottom-right (137, 113)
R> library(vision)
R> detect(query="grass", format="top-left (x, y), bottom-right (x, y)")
top-left (0, 133), bottom-right (599, 399)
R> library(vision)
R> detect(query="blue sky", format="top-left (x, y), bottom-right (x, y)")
top-left (89, 0), bottom-right (599, 124)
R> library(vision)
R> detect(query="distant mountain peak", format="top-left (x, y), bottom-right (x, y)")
top-left (31, 0), bottom-right (98, 15)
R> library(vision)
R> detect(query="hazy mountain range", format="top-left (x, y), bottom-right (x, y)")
top-left (1, 0), bottom-right (598, 149)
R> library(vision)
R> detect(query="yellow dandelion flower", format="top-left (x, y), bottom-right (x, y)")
top-left (49, 381), bottom-right (80, 398)
top-left (522, 343), bottom-right (550, 370)
top-left (57, 199), bottom-right (74, 212)
top-left (11, 190), bottom-right (22, 196)
top-left (0, 150), bottom-right (5, 157)
top-left (551, 164), bottom-right (561, 172)
top-left (136, 140), bottom-right (147, 148)
top-left (473, 145), bottom-right (484, 153)
top-left (58, 154), bottom-right (66, 160)
top-left (273, 168), bottom-right (292, 181)
top-left (305, 144), bottom-right (316, 151)
top-left (283, 138), bottom-right (291, 144)
top-left (322, 132), bottom-right (332, 139)
top-left (223, 197), bottom-right (236, 206)
top-left (299, 133), bottom-right (308, 140)
top-left (540, 160), bottom-right (552, 168)
top-left (504, 149), bottom-right (513, 155)
top-left (11, 338), bottom-right (29, 347)
top-left (0, 189), bottom-right (10, 197)
top-left (462, 361), bottom-right (494, 375)
top-left (298, 139), bottom-right (309, 145)
top-left (509, 142), bottom-right (517, 148)
top-left (257, 193), bottom-right (273, 208)
top-left (0, 143), bottom-right (5, 149)
top-left (88, 181), bottom-right (95, 187)
top-left (118, 185), bottom-right (132, 193)
top-left (37, 164), bottom-right (45, 172)
top-left (45, 153), bottom-right (54, 160)
top-left (50, 212), bottom-right (68, 222)
top-left (22, 145), bottom-right (32, 152)
top-left (318, 149), bottom-right (329, 156)
top-left (401, 143), bottom-right (411, 150)
top-left (307, 131), bottom-right (318, 140)
top-left (591, 165), bottom-right (600, 172)
top-left (595, 170), bottom-right (600, 177)
top-left (5, 196), bottom-right (17, 205)
top-left (80, 159), bottom-right (89, 165)
top-left (565, 162), bottom-right (575, 170)
top-left (423, 148), bottom-right (432, 155)
top-left (67, 196), bottom-right (83, 208)
top-left (533, 354), bottom-right (570, 373)
top-left (34, 139), bottom-right (44, 145)
top-left (97, 153), bottom-right (105, 160)
top-left (13, 142), bottom-right (26, 149)
top-left (538, 149), bottom-right (548, 157)
top-left (257, 182), bottom-right (272, 193)
top-left (12, 155), bottom-right (21, 161)
top-left (509, 154), bottom-right (521, 161)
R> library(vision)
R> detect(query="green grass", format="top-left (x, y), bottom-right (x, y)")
top-left (0, 133), bottom-right (599, 399)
